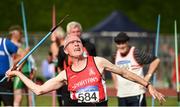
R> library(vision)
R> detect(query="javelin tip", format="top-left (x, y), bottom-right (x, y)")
top-left (51, 14), bottom-right (69, 32)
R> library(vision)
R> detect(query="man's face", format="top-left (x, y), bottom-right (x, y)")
top-left (64, 37), bottom-right (83, 57)
top-left (12, 30), bottom-right (22, 41)
top-left (68, 26), bottom-right (81, 38)
top-left (116, 42), bottom-right (129, 55)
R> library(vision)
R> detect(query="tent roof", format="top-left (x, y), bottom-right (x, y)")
top-left (89, 11), bottom-right (147, 32)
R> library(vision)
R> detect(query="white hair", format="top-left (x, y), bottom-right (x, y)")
top-left (66, 21), bottom-right (82, 33)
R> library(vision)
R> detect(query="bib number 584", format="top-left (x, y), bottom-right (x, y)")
top-left (78, 92), bottom-right (98, 103)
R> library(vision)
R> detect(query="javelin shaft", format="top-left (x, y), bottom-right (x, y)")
top-left (21, 1), bottom-right (31, 72)
top-left (152, 14), bottom-right (160, 107)
top-left (21, 1), bottom-right (36, 106)
top-left (155, 15), bottom-right (160, 57)
top-left (21, 1), bottom-right (29, 47)
top-left (174, 20), bottom-right (180, 105)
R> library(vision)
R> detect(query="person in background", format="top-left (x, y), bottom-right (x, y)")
top-left (49, 26), bottom-right (67, 106)
top-left (9, 25), bottom-right (37, 106)
top-left (50, 26), bottom-right (66, 62)
top-left (66, 21), bottom-right (96, 56)
top-left (50, 26), bottom-right (66, 75)
top-left (6, 35), bottom-right (165, 106)
top-left (159, 44), bottom-right (174, 88)
top-left (41, 52), bottom-right (55, 80)
top-left (57, 21), bottom-right (96, 106)
top-left (111, 32), bottom-right (160, 106)
top-left (0, 34), bottom-right (18, 106)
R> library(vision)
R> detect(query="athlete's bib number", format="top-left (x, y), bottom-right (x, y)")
top-left (77, 91), bottom-right (99, 103)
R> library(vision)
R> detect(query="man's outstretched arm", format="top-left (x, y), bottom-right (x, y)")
top-left (6, 69), bottom-right (66, 95)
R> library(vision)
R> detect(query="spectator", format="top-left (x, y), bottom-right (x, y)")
top-left (111, 32), bottom-right (160, 106)
top-left (0, 35), bottom-right (18, 106)
top-left (41, 52), bottom-right (55, 80)
top-left (50, 26), bottom-right (66, 61)
top-left (9, 25), bottom-right (36, 106)
top-left (159, 44), bottom-right (174, 88)
top-left (49, 26), bottom-right (66, 106)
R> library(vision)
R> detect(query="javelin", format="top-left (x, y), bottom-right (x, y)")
top-left (21, 1), bottom-right (29, 47)
top-left (21, 1), bottom-right (36, 106)
top-left (152, 14), bottom-right (160, 107)
top-left (0, 14), bottom-right (69, 83)
top-left (174, 20), bottom-right (180, 106)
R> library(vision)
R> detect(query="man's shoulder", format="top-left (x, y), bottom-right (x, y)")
top-left (94, 56), bottom-right (106, 62)
top-left (5, 38), bottom-right (17, 47)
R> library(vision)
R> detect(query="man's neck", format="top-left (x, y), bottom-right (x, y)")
top-left (72, 56), bottom-right (84, 65)
top-left (120, 46), bottom-right (131, 57)
top-left (71, 56), bottom-right (87, 72)
top-left (11, 39), bottom-right (18, 44)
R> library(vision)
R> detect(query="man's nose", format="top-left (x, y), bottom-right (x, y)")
top-left (74, 42), bottom-right (79, 46)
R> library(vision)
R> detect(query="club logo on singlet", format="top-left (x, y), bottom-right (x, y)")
top-left (89, 69), bottom-right (96, 76)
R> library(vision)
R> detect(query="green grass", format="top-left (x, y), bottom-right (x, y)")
top-left (21, 95), bottom-right (178, 106)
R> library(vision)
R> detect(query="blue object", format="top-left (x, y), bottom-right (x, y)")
top-left (152, 14), bottom-right (160, 107)
top-left (90, 11), bottom-right (148, 32)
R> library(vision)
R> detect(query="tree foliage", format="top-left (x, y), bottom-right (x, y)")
top-left (0, 0), bottom-right (179, 33)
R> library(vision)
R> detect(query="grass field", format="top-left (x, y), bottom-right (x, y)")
top-left (21, 95), bottom-right (177, 106)
top-left (17, 78), bottom-right (178, 106)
